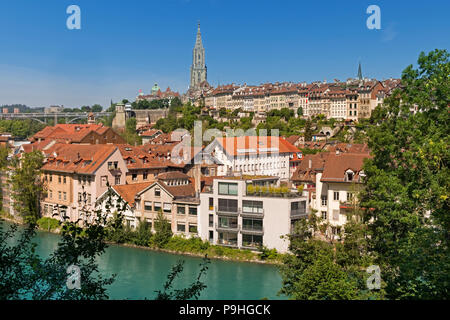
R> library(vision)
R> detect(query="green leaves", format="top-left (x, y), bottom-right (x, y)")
top-left (361, 49), bottom-right (450, 299)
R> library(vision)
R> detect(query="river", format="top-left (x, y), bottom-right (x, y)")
top-left (2, 221), bottom-right (285, 300)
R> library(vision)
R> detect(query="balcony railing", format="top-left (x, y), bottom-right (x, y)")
top-left (241, 241), bottom-right (263, 250)
top-left (241, 208), bottom-right (264, 218)
top-left (241, 225), bottom-right (264, 235)
top-left (215, 206), bottom-right (240, 215)
top-left (215, 222), bottom-right (240, 232)
top-left (290, 209), bottom-right (307, 218)
top-left (217, 238), bottom-right (238, 247)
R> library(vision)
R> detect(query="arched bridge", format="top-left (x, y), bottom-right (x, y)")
top-left (0, 112), bottom-right (112, 124)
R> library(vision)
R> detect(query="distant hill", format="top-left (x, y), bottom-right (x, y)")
top-left (0, 104), bottom-right (45, 113)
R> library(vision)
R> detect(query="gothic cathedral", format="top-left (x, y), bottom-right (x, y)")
top-left (190, 22), bottom-right (207, 89)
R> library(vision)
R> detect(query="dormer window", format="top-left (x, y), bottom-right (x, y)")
top-left (345, 170), bottom-right (354, 182)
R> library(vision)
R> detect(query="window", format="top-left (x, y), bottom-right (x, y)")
top-left (189, 224), bottom-right (198, 234)
top-left (209, 214), bottom-right (214, 227)
top-left (163, 203), bottom-right (172, 213)
top-left (144, 201), bottom-right (152, 211)
top-left (242, 234), bottom-right (262, 247)
top-left (218, 216), bottom-right (238, 229)
top-left (334, 192), bottom-right (340, 201)
top-left (347, 192), bottom-right (354, 201)
top-left (49, 190), bottom-right (53, 199)
top-left (87, 193), bottom-right (91, 203)
top-left (49, 175), bottom-right (52, 182)
top-left (78, 192), bottom-right (82, 203)
top-left (101, 176), bottom-right (108, 187)
top-left (209, 230), bottom-right (214, 241)
top-left (291, 201), bottom-right (306, 214)
top-left (155, 188), bottom-right (161, 197)
top-left (63, 176), bottom-right (66, 184)
top-left (189, 207), bottom-right (197, 215)
top-left (218, 182), bottom-right (238, 195)
top-left (209, 197), bottom-right (214, 211)
top-left (154, 202), bottom-right (161, 212)
top-left (218, 198), bottom-right (238, 213)
top-left (63, 192), bottom-right (67, 201)
top-left (333, 210), bottom-right (339, 221)
top-left (321, 195), bottom-right (327, 206)
top-left (132, 174), bottom-right (137, 181)
top-left (321, 211), bottom-right (327, 219)
top-left (58, 191), bottom-right (61, 200)
top-left (58, 176), bottom-right (61, 184)
top-left (143, 171), bottom-right (148, 180)
top-left (115, 175), bottom-right (121, 185)
top-left (242, 200), bottom-right (263, 214)
top-left (346, 171), bottom-right (354, 181)
top-left (242, 218), bottom-right (263, 231)
top-left (177, 206), bottom-right (185, 215)
top-left (177, 223), bottom-right (185, 232)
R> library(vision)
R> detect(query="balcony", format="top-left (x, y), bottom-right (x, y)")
top-left (215, 222), bottom-right (240, 232)
top-left (241, 225), bottom-right (264, 235)
top-left (241, 241), bottom-right (263, 250)
top-left (215, 205), bottom-right (240, 216)
top-left (241, 208), bottom-right (264, 218)
top-left (217, 238), bottom-right (238, 247)
top-left (290, 209), bottom-right (307, 218)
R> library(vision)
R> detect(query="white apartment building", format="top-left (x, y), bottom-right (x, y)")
top-left (198, 176), bottom-right (308, 253)
top-left (205, 136), bottom-right (301, 181)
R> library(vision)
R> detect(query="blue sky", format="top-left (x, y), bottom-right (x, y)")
top-left (0, 0), bottom-right (449, 108)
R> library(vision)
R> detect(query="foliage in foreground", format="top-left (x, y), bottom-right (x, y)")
top-left (0, 188), bottom-right (209, 300)
top-left (361, 49), bottom-right (449, 299)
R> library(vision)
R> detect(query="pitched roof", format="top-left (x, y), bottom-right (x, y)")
top-left (112, 182), bottom-right (154, 207)
top-left (285, 135), bottom-right (302, 145)
top-left (213, 136), bottom-right (300, 156)
top-left (156, 171), bottom-right (190, 180)
top-left (321, 153), bottom-right (371, 182)
top-left (41, 144), bottom-right (119, 174)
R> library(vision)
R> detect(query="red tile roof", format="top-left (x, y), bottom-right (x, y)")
top-left (112, 181), bottom-right (154, 207)
top-left (41, 144), bottom-right (120, 174)
top-left (214, 136), bottom-right (300, 156)
top-left (321, 153), bottom-right (371, 182)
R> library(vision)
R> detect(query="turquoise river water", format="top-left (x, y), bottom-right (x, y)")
top-left (2, 221), bottom-right (285, 300)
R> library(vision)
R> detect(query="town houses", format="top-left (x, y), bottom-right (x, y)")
top-left (198, 77), bottom-right (400, 121)
top-left (0, 115), bottom-right (378, 254)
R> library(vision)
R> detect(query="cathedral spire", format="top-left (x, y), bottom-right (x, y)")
top-left (190, 21), bottom-right (207, 89)
top-left (357, 62), bottom-right (363, 80)
top-left (195, 21), bottom-right (203, 48)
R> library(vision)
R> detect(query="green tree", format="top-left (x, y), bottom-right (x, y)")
top-left (152, 211), bottom-right (173, 248)
top-left (0, 186), bottom-right (209, 300)
top-left (297, 107), bottom-right (303, 117)
top-left (9, 151), bottom-right (45, 223)
top-left (91, 104), bottom-right (103, 112)
top-left (361, 49), bottom-right (449, 299)
top-left (304, 119), bottom-right (313, 142)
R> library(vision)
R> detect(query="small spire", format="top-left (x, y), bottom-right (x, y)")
top-left (357, 62), bottom-right (363, 80)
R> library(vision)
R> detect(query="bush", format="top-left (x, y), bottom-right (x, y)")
top-left (259, 246), bottom-right (281, 261)
top-left (36, 217), bottom-right (60, 231)
top-left (130, 220), bottom-right (152, 246)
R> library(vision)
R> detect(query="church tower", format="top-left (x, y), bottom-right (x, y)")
top-left (190, 22), bottom-right (207, 89)
top-left (357, 62), bottom-right (363, 80)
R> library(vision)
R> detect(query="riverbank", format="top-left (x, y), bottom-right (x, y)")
top-left (0, 215), bottom-right (286, 265)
